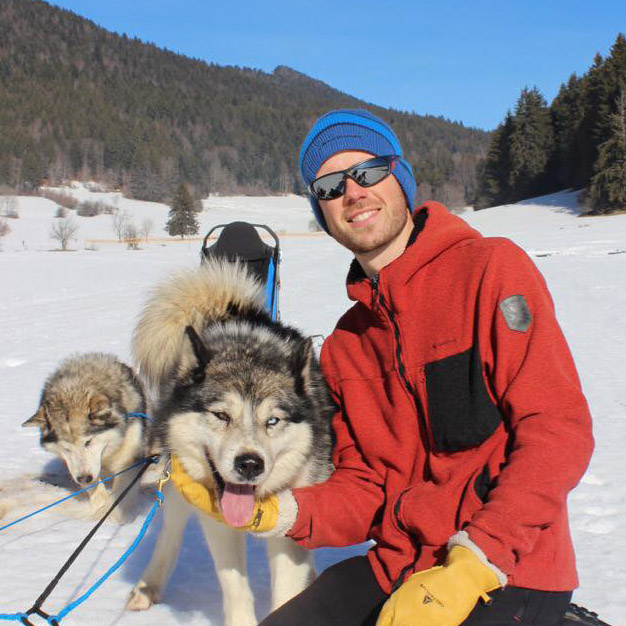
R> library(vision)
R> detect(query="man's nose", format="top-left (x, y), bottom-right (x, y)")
top-left (343, 176), bottom-right (367, 204)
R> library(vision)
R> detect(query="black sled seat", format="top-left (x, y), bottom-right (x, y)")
top-left (201, 221), bottom-right (281, 321)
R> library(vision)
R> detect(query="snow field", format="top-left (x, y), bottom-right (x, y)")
top-left (0, 188), bottom-right (624, 624)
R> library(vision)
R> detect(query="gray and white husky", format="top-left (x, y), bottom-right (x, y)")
top-left (22, 353), bottom-right (149, 520)
top-left (126, 260), bottom-right (334, 626)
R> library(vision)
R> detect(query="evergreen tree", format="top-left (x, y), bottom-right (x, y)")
top-left (508, 87), bottom-right (554, 201)
top-left (602, 34), bottom-right (626, 127)
top-left (550, 74), bottom-right (585, 189)
top-left (588, 90), bottom-right (626, 213)
top-left (166, 183), bottom-right (199, 238)
top-left (574, 54), bottom-right (611, 188)
top-left (474, 112), bottom-right (514, 208)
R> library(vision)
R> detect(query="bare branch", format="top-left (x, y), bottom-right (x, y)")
top-left (50, 217), bottom-right (79, 250)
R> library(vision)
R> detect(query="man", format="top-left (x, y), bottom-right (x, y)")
top-left (191, 109), bottom-right (594, 626)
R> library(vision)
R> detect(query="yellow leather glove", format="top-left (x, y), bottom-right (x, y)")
top-left (169, 455), bottom-right (280, 532)
top-left (376, 545), bottom-right (502, 626)
top-left (236, 495), bottom-right (280, 532)
top-left (169, 455), bottom-right (225, 521)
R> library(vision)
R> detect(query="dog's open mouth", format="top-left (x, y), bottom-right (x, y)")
top-left (206, 453), bottom-right (256, 527)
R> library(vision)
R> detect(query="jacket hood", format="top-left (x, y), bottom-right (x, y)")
top-left (346, 201), bottom-right (483, 306)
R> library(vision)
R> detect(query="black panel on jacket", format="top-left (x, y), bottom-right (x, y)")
top-left (425, 345), bottom-right (502, 452)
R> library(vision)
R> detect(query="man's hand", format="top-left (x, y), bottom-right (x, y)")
top-left (376, 545), bottom-right (503, 626)
top-left (235, 494), bottom-right (281, 532)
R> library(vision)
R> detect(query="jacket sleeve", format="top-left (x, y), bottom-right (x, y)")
top-left (287, 344), bottom-right (386, 548)
top-left (466, 240), bottom-right (594, 575)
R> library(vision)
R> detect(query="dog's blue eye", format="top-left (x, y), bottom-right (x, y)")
top-left (266, 417), bottom-right (280, 428)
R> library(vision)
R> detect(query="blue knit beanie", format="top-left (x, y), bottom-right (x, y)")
top-left (299, 109), bottom-right (417, 232)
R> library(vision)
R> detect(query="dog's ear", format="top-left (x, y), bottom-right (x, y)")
top-left (291, 337), bottom-right (314, 397)
top-left (23, 405), bottom-right (46, 428)
top-left (88, 394), bottom-right (111, 418)
top-left (185, 325), bottom-right (212, 383)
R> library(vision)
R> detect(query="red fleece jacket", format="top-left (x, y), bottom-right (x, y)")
top-left (288, 202), bottom-right (593, 594)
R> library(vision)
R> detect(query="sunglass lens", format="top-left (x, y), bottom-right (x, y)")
top-left (352, 161), bottom-right (391, 187)
top-left (312, 173), bottom-right (344, 200)
top-left (311, 156), bottom-right (396, 200)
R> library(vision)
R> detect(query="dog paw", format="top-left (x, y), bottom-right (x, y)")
top-left (126, 582), bottom-right (159, 611)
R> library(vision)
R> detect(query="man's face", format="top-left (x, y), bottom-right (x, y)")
top-left (316, 151), bottom-right (413, 271)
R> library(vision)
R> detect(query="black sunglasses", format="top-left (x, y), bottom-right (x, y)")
top-left (309, 155), bottom-right (400, 201)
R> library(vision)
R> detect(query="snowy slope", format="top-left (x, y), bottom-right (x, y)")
top-left (0, 189), bottom-right (624, 625)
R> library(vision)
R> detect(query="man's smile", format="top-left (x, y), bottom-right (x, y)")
top-left (347, 208), bottom-right (380, 224)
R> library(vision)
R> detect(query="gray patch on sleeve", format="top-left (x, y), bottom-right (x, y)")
top-left (499, 295), bottom-right (532, 332)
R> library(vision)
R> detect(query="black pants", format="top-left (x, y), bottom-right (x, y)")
top-left (259, 556), bottom-right (573, 626)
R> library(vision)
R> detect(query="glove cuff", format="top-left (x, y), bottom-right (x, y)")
top-left (275, 490), bottom-right (299, 535)
top-left (254, 490), bottom-right (298, 538)
top-left (448, 530), bottom-right (508, 588)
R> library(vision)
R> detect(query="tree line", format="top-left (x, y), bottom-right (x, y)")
top-left (0, 0), bottom-right (489, 209)
top-left (476, 34), bottom-right (626, 213)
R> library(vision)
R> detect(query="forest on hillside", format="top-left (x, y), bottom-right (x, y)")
top-left (0, 0), bottom-right (489, 208)
top-left (476, 34), bottom-right (626, 213)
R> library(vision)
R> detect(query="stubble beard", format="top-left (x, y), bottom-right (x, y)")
top-left (330, 204), bottom-right (411, 256)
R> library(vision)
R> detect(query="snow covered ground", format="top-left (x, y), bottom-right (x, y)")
top-left (0, 188), bottom-right (624, 625)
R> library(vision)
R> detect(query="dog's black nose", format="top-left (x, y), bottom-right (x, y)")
top-left (77, 473), bottom-right (94, 485)
top-left (234, 454), bottom-right (264, 480)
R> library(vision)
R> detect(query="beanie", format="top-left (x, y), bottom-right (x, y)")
top-left (299, 109), bottom-right (417, 232)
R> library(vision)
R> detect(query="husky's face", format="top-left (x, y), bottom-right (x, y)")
top-left (162, 325), bottom-right (320, 526)
top-left (24, 392), bottom-right (124, 487)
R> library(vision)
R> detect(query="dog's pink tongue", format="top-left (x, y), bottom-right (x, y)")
top-left (221, 483), bottom-right (256, 527)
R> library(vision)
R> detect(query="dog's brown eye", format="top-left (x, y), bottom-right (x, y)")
top-left (84, 439), bottom-right (92, 448)
top-left (212, 412), bottom-right (231, 424)
top-left (266, 417), bottom-right (280, 428)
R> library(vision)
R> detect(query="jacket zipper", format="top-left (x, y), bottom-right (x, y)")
top-left (391, 490), bottom-right (422, 592)
top-left (371, 275), bottom-right (429, 591)
top-left (371, 275), bottom-right (431, 456)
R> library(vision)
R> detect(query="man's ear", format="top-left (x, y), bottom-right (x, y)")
top-left (290, 337), bottom-right (314, 397)
top-left (185, 325), bottom-right (212, 383)
top-left (23, 405), bottom-right (46, 428)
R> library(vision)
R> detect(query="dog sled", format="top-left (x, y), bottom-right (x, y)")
top-left (201, 221), bottom-right (281, 321)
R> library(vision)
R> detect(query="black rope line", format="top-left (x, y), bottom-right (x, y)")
top-left (28, 455), bottom-right (159, 615)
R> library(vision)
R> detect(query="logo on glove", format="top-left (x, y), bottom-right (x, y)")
top-left (420, 584), bottom-right (443, 608)
top-left (250, 507), bottom-right (264, 529)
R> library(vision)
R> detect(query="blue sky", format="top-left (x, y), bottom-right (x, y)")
top-left (49, 0), bottom-right (624, 131)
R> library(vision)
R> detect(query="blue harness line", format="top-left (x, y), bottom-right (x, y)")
top-left (48, 490), bottom-right (163, 624)
top-left (0, 492), bottom-right (161, 625)
top-left (0, 456), bottom-right (164, 625)
top-left (0, 458), bottom-right (148, 533)
top-left (0, 412), bottom-right (151, 533)
top-left (126, 412), bottom-right (150, 420)
top-left (0, 613), bottom-right (26, 623)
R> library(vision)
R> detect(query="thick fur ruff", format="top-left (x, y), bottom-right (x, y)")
top-left (133, 259), bottom-right (266, 389)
